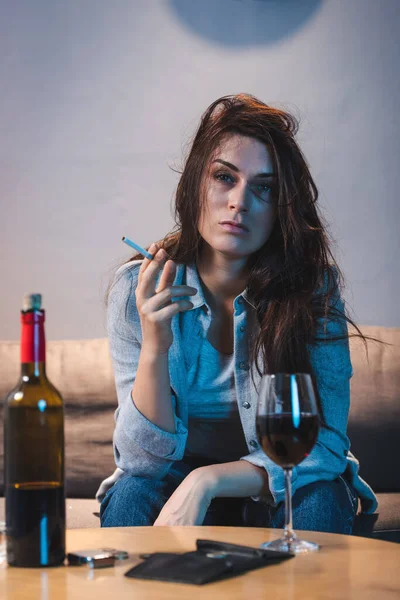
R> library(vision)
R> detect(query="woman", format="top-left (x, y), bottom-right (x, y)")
top-left (98, 94), bottom-right (377, 532)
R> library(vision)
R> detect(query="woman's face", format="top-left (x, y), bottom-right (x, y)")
top-left (198, 134), bottom-right (278, 261)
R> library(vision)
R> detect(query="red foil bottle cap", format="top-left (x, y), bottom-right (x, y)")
top-left (20, 309), bottom-right (46, 363)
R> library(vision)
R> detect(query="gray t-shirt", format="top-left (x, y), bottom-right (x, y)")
top-left (185, 337), bottom-right (249, 462)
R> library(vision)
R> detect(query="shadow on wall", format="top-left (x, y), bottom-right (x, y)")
top-left (168, 0), bottom-right (324, 46)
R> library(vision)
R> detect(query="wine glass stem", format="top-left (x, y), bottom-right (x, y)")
top-left (284, 468), bottom-right (296, 542)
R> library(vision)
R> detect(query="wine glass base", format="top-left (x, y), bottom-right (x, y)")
top-left (261, 536), bottom-right (320, 554)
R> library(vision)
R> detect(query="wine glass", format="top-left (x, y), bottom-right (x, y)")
top-left (256, 373), bottom-right (320, 554)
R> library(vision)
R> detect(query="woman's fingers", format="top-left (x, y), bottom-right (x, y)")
top-left (135, 242), bottom-right (197, 354)
top-left (137, 242), bottom-right (197, 307)
top-left (138, 246), bottom-right (168, 298)
top-left (156, 259), bottom-right (176, 293)
top-left (143, 299), bottom-right (193, 322)
top-left (138, 242), bottom-right (158, 274)
top-left (144, 285), bottom-right (196, 313)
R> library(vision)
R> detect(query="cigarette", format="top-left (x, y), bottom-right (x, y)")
top-left (122, 236), bottom-right (153, 260)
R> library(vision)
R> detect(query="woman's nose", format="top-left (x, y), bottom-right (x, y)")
top-left (228, 183), bottom-right (250, 211)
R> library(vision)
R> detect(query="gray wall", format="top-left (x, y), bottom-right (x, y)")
top-left (1, 0), bottom-right (399, 340)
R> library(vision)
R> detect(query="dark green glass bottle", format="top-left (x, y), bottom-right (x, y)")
top-left (4, 294), bottom-right (65, 567)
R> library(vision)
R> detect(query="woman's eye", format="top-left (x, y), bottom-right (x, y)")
top-left (256, 184), bottom-right (271, 193)
top-left (251, 183), bottom-right (274, 200)
top-left (214, 171), bottom-right (234, 184)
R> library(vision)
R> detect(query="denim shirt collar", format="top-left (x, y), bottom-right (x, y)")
top-left (185, 262), bottom-right (256, 312)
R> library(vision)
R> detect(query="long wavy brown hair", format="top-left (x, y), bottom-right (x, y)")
top-left (123, 93), bottom-right (378, 421)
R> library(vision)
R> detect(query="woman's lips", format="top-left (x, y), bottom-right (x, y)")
top-left (219, 223), bottom-right (249, 234)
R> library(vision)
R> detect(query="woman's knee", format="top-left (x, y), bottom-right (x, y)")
top-left (271, 477), bottom-right (358, 534)
top-left (100, 475), bottom-right (169, 527)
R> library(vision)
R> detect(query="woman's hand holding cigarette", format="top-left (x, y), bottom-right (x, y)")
top-left (136, 243), bottom-right (197, 355)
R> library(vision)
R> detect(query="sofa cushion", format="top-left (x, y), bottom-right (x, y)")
top-left (0, 497), bottom-right (100, 529)
top-left (347, 326), bottom-right (400, 493)
top-left (373, 493), bottom-right (400, 531)
top-left (353, 493), bottom-right (400, 541)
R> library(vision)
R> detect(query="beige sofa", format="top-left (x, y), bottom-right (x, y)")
top-left (0, 326), bottom-right (399, 539)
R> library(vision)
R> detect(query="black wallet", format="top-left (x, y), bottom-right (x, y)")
top-left (124, 539), bottom-right (294, 585)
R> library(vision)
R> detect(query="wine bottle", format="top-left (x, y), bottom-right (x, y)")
top-left (3, 294), bottom-right (65, 567)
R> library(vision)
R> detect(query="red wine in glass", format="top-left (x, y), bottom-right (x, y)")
top-left (257, 412), bottom-right (319, 468)
top-left (256, 373), bottom-right (320, 554)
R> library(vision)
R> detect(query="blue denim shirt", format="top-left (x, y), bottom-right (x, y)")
top-left (105, 260), bottom-right (377, 514)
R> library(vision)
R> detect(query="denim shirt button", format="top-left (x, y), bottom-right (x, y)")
top-left (240, 325), bottom-right (245, 332)
top-left (249, 440), bottom-right (258, 448)
top-left (242, 401), bottom-right (251, 409)
top-left (238, 298), bottom-right (243, 304)
top-left (239, 362), bottom-right (247, 370)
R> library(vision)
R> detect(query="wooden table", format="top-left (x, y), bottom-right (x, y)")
top-left (1, 526), bottom-right (399, 599)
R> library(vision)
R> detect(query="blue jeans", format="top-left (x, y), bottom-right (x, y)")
top-left (100, 457), bottom-right (358, 534)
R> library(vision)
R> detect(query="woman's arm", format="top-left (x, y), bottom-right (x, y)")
top-left (133, 348), bottom-right (175, 433)
top-left (108, 263), bottom-right (188, 479)
top-left (153, 460), bottom-right (271, 526)
top-left (203, 460), bottom-right (271, 498)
